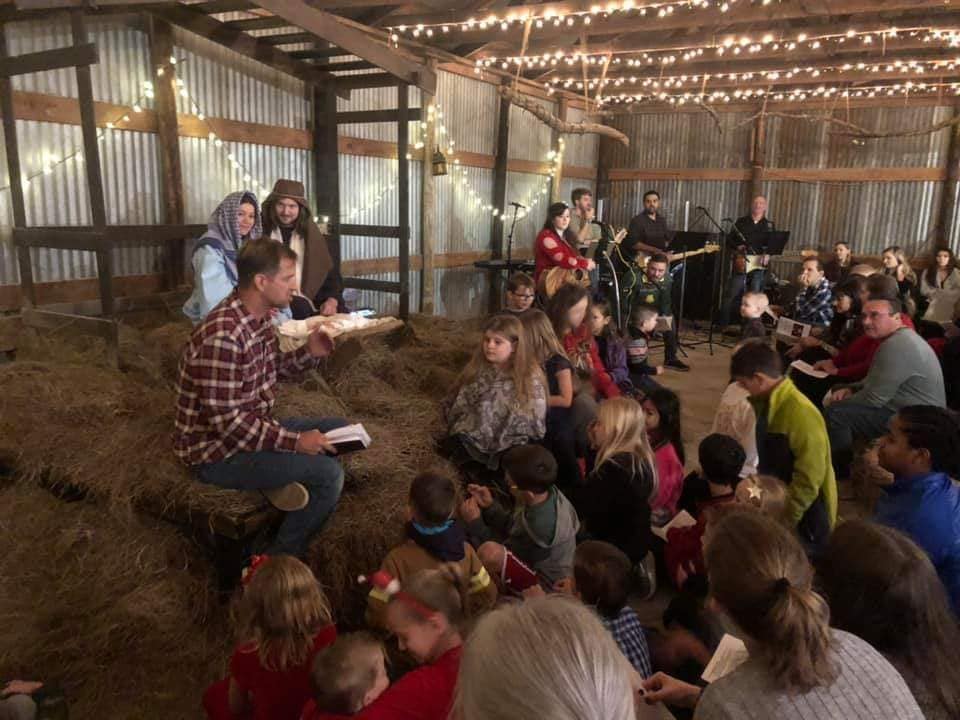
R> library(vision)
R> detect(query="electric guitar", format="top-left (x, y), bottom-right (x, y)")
top-left (635, 243), bottom-right (721, 268)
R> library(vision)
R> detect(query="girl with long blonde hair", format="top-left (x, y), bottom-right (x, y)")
top-left (203, 554), bottom-right (337, 720)
top-left (445, 314), bottom-right (547, 470)
top-left (881, 245), bottom-right (918, 315)
top-left (578, 398), bottom-right (658, 596)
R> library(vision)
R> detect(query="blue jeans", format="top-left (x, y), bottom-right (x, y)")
top-left (824, 402), bottom-right (895, 474)
top-left (197, 417), bottom-right (348, 557)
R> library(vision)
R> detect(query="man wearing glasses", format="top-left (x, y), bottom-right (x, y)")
top-left (824, 296), bottom-right (945, 473)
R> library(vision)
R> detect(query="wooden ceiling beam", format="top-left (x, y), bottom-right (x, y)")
top-left (254, 0), bottom-right (436, 93)
top-left (397, 0), bottom-right (956, 47)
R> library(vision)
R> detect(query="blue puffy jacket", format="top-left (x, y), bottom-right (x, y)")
top-left (875, 472), bottom-right (960, 616)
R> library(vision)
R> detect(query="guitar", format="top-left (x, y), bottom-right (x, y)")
top-left (636, 243), bottom-right (721, 269)
top-left (540, 226), bottom-right (628, 299)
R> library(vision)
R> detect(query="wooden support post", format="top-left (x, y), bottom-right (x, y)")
top-left (936, 103), bottom-right (960, 243)
top-left (488, 79), bottom-right (511, 313)
top-left (749, 108), bottom-right (766, 203)
top-left (397, 82), bottom-right (411, 319)
top-left (550, 96), bottom-right (567, 204)
top-left (0, 24), bottom-right (34, 307)
top-left (71, 10), bottom-right (113, 317)
top-left (147, 16), bottom-right (186, 289)
top-left (419, 59), bottom-right (437, 314)
top-left (313, 84), bottom-right (340, 303)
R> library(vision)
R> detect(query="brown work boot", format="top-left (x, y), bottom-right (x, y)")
top-left (262, 482), bottom-right (309, 511)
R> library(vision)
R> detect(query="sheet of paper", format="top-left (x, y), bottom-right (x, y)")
top-left (701, 634), bottom-right (749, 684)
top-left (790, 359), bottom-right (829, 379)
top-left (775, 316), bottom-right (812, 344)
top-left (655, 316), bottom-right (674, 332)
top-left (651, 509), bottom-right (697, 542)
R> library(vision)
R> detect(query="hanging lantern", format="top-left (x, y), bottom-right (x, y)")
top-left (431, 148), bottom-right (448, 176)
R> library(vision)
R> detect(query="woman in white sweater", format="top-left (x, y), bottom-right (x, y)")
top-left (641, 510), bottom-right (924, 720)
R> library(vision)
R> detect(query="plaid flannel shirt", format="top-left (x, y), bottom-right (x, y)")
top-left (789, 276), bottom-right (834, 326)
top-left (173, 292), bottom-right (319, 466)
top-left (600, 606), bottom-right (652, 678)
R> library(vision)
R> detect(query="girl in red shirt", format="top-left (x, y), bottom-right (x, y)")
top-left (546, 284), bottom-right (620, 400)
top-left (203, 555), bottom-right (337, 720)
top-left (533, 202), bottom-right (594, 287)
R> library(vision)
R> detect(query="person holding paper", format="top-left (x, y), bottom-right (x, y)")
top-left (785, 257), bottom-right (834, 327)
top-left (729, 342), bottom-right (836, 553)
top-left (824, 297), bottom-right (945, 473)
top-left (640, 511), bottom-right (924, 720)
top-left (174, 239), bottom-right (348, 558)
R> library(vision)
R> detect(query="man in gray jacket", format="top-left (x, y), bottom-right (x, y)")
top-left (824, 296), bottom-right (945, 471)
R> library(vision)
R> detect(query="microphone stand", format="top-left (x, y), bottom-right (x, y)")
top-left (595, 220), bottom-right (622, 327)
top-left (696, 207), bottom-right (732, 355)
top-left (505, 204), bottom-right (521, 272)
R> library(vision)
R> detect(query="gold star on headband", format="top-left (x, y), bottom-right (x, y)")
top-left (748, 484), bottom-right (763, 500)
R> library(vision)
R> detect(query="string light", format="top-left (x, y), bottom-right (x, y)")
top-left (388, 0), bottom-right (727, 36)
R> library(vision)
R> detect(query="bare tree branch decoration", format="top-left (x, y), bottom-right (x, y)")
top-left (499, 85), bottom-right (630, 146)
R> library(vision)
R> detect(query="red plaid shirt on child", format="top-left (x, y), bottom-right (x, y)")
top-left (174, 292), bottom-right (319, 466)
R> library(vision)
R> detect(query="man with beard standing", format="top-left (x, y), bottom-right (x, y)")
top-left (262, 179), bottom-right (345, 319)
top-left (625, 190), bottom-right (674, 264)
top-left (566, 187), bottom-right (602, 253)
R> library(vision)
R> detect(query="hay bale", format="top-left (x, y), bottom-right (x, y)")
top-left (0, 483), bottom-right (229, 719)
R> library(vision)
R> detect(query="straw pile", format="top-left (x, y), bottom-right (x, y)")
top-left (0, 310), bottom-right (482, 712)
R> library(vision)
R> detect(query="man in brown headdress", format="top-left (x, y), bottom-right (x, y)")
top-left (262, 179), bottom-right (344, 318)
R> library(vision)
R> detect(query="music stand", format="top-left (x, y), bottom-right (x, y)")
top-left (747, 230), bottom-right (790, 261)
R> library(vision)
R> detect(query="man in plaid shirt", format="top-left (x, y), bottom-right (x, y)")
top-left (174, 239), bottom-right (347, 557)
top-left (787, 257), bottom-right (834, 327)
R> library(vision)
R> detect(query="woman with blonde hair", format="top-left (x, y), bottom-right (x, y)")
top-left (577, 397), bottom-right (658, 596)
top-left (642, 511), bottom-right (924, 719)
top-left (881, 245), bottom-right (917, 315)
top-left (455, 595), bottom-right (658, 720)
top-left (444, 314), bottom-right (546, 470)
top-left (203, 555), bottom-right (337, 720)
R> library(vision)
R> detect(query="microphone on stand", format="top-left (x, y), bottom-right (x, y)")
top-left (508, 201), bottom-right (528, 209)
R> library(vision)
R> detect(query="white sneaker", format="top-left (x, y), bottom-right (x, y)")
top-left (262, 482), bottom-right (309, 511)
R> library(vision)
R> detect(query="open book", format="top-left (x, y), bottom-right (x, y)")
top-left (651, 509), bottom-right (697, 542)
top-left (325, 423), bottom-right (372, 454)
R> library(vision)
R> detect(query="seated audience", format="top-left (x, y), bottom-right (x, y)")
top-left (730, 342), bottom-right (836, 552)
top-left (919, 245), bottom-right (960, 301)
top-left (818, 520), bottom-right (960, 720)
top-left (455, 595), bottom-right (657, 720)
top-left (444, 314), bottom-right (546, 472)
top-left (642, 511), bottom-right (925, 720)
top-left (504, 272), bottom-right (535, 315)
top-left (784, 257), bottom-right (833, 327)
top-left (589, 299), bottom-right (636, 397)
top-left (579, 398), bottom-right (657, 592)
top-left (355, 568), bottom-right (465, 720)
top-left (463, 444), bottom-right (579, 588)
top-left (881, 245), bottom-right (918, 315)
top-left (261, 179), bottom-right (343, 318)
top-left (366, 472), bottom-right (496, 629)
top-left (571, 541), bottom-right (653, 677)
top-left (823, 240), bottom-right (855, 284)
top-left (739, 292), bottom-right (769, 340)
top-left (733, 473), bottom-right (788, 516)
top-left (547, 284), bottom-right (621, 399)
top-left (183, 190), bottom-right (261, 324)
top-left (302, 633), bottom-right (389, 718)
top-left (641, 387), bottom-right (685, 525)
top-left (824, 297), bottom-right (945, 471)
top-left (204, 555), bottom-right (337, 720)
top-left (175, 240), bottom-right (345, 557)
top-left (625, 304), bottom-right (663, 395)
top-left (677, 433), bottom-right (745, 518)
top-left (874, 405), bottom-right (960, 614)
top-left (520, 310), bottom-right (580, 494)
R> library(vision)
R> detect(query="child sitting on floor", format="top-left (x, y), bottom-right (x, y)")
top-left (625, 304), bottom-right (663, 395)
top-left (546, 283), bottom-right (621, 400)
top-left (520, 309), bottom-right (581, 495)
top-left (203, 555), bottom-right (337, 720)
top-left (302, 633), bottom-right (389, 718)
top-left (589, 299), bottom-right (636, 396)
top-left (740, 291), bottom-right (770, 340)
top-left (350, 568), bottom-right (467, 720)
top-left (462, 444), bottom-right (580, 590)
top-left (570, 540), bottom-right (653, 678)
top-left (504, 271), bottom-right (535, 316)
top-left (366, 472), bottom-right (496, 629)
top-left (641, 386), bottom-right (686, 525)
top-left (710, 377), bottom-right (759, 479)
top-left (578, 397), bottom-right (658, 597)
top-left (677, 433), bottom-right (745, 517)
top-left (444, 314), bottom-right (546, 472)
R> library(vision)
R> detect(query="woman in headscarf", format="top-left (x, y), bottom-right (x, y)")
top-left (183, 190), bottom-right (261, 324)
